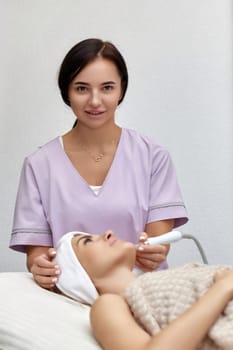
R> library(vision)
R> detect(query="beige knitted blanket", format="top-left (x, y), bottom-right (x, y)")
top-left (124, 263), bottom-right (233, 350)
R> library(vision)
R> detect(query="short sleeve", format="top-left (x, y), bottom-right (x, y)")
top-left (147, 148), bottom-right (188, 228)
top-left (10, 158), bottom-right (52, 252)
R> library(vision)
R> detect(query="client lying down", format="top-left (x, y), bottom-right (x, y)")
top-left (54, 230), bottom-right (233, 350)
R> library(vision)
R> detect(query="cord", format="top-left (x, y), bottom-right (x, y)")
top-left (182, 234), bottom-right (208, 264)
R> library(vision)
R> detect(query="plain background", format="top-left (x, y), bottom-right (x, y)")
top-left (0, 0), bottom-right (232, 272)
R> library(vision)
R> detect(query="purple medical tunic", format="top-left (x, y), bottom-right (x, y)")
top-left (10, 128), bottom-right (188, 253)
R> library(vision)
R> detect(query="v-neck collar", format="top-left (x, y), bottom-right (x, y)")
top-left (57, 128), bottom-right (124, 196)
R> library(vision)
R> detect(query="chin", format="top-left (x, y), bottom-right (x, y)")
top-left (121, 241), bottom-right (136, 259)
top-left (121, 240), bottom-right (134, 249)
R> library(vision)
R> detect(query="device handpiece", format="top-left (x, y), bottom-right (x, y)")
top-left (144, 230), bottom-right (183, 245)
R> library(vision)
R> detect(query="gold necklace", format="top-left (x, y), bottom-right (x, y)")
top-left (78, 138), bottom-right (119, 163)
top-left (80, 144), bottom-right (104, 162)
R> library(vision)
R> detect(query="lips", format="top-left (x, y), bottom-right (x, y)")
top-left (85, 111), bottom-right (105, 115)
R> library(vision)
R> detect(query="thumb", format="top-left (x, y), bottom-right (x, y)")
top-left (137, 231), bottom-right (148, 243)
top-left (47, 248), bottom-right (56, 259)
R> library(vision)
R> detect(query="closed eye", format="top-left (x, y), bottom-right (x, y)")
top-left (83, 236), bottom-right (93, 245)
top-left (76, 235), bottom-right (93, 246)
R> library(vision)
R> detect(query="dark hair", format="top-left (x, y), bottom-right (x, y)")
top-left (58, 38), bottom-right (128, 108)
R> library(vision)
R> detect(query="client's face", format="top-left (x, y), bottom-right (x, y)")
top-left (71, 230), bottom-right (136, 280)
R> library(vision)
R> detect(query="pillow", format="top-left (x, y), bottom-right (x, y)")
top-left (0, 272), bottom-right (101, 350)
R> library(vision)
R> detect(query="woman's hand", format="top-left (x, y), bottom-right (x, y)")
top-left (27, 246), bottom-right (60, 289)
top-left (135, 232), bottom-right (169, 271)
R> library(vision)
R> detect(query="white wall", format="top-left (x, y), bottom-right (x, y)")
top-left (0, 0), bottom-right (232, 271)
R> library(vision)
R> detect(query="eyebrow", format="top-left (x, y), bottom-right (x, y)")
top-left (74, 82), bottom-right (88, 86)
top-left (102, 81), bottom-right (116, 85)
top-left (73, 81), bottom-right (116, 86)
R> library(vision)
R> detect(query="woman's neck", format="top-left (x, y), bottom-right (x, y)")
top-left (70, 122), bottom-right (121, 147)
top-left (94, 268), bottom-right (136, 297)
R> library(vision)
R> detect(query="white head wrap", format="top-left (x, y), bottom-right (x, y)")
top-left (54, 231), bottom-right (98, 305)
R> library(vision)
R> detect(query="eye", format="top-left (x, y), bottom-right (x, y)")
top-left (76, 86), bottom-right (88, 93)
top-left (103, 85), bottom-right (114, 91)
top-left (83, 237), bottom-right (93, 245)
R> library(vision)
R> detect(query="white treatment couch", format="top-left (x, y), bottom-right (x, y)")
top-left (0, 272), bottom-right (101, 350)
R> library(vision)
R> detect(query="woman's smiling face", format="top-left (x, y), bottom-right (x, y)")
top-left (68, 57), bottom-right (123, 129)
top-left (71, 231), bottom-right (136, 280)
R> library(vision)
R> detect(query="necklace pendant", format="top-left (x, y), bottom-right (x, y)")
top-left (95, 153), bottom-right (104, 162)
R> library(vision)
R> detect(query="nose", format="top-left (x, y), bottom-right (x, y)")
top-left (89, 90), bottom-right (101, 107)
top-left (103, 230), bottom-right (114, 241)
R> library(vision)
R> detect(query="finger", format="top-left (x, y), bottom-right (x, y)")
top-left (31, 265), bottom-right (60, 277)
top-left (136, 251), bottom-right (167, 261)
top-left (137, 256), bottom-right (164, 267)
top-left (136, 251), bottom-right (166, 263)
top-left (137, 232), bottom-right (148, 244)
top-left (136, 246), bottom-right (166, 258)
top-left (135, 259), bottom-right (160, 272)
top-left (34, 255), bottom-right (57, 269)
top-left (47, 248), bottom-right (56, 258)
top-left (34, 274), bottom-right (58, 289)
top-left (137, 244), bottom-right (167, 254)
top-left (136, 251), bottom-right (166, 269)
